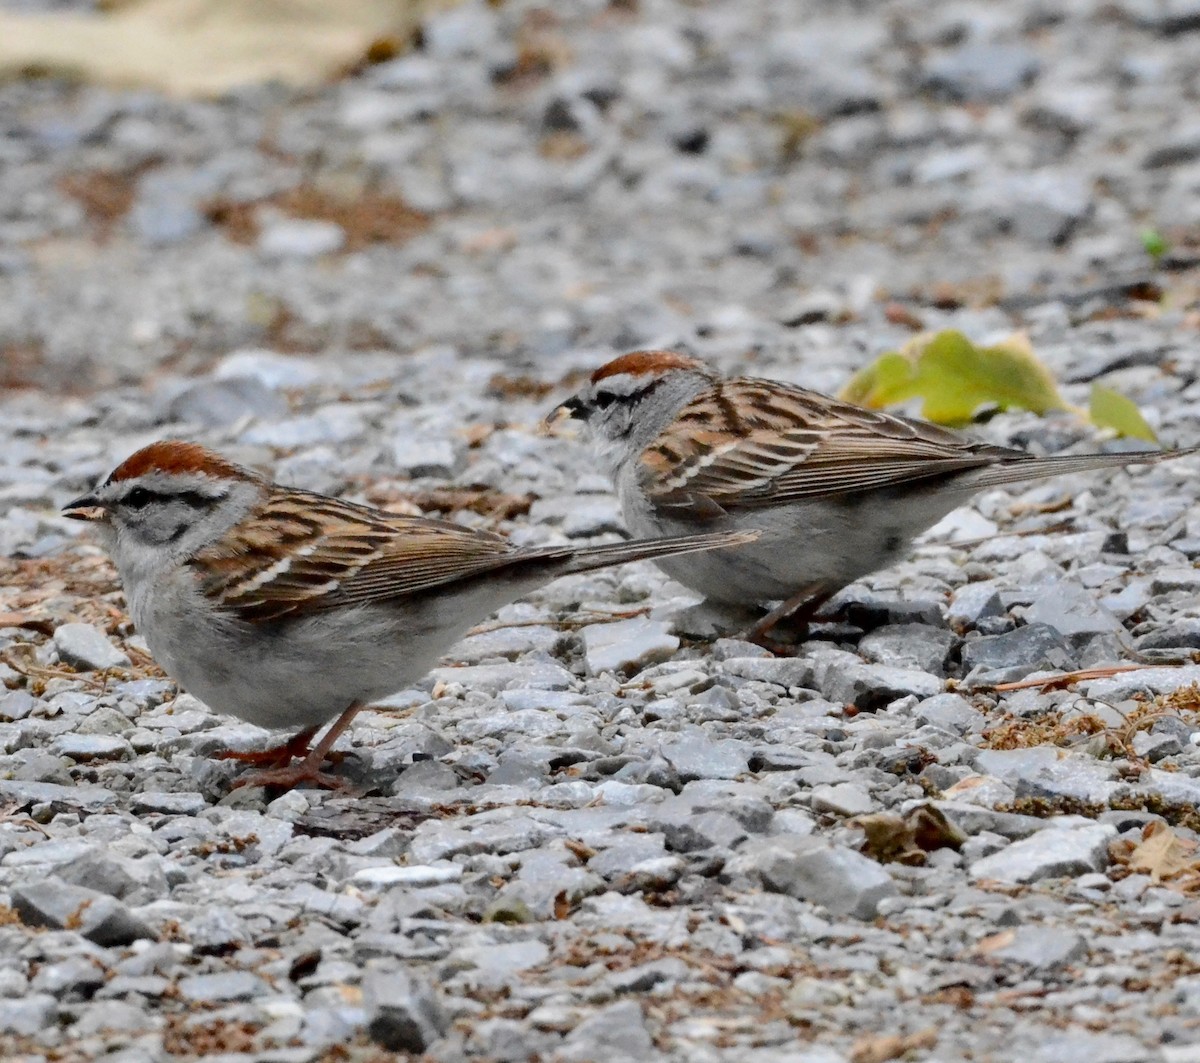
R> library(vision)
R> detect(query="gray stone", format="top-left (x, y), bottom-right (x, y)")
top-left (914, 145), bottom-right (989, 184)
top-left (500, 848), bottom-right (604, 920)
top-left (556, 999), bottom-right (654, 1062)
top-left (719, 656), bottom-right (816, 688)
top-left (53, 623), bottom-right (130, 671)
top-left (621, 855), bottom-right (686, 890)
top-left (961, 623), bottom-right (1074, 684)
top-left (589, 834), bottom-right (669, 880)
top-left (1024, 580), bottom-right (1126, 638)
top-left (655, 809), bottom-right (749, 852)
top-left (454, 623), bottom-right (560, 663)
top-left (0, 690), bottom-right (37, 721)
top-left (240, 407), bottom-right (366, 448)
top-left (471, 1017), bottom-right (556, 1062)
top-left (560, 500), bottom-right (627, 537)
top-left (0, 994), bottom-right (56, 1036)
top-left (1029, 1032), bottom-right (1151, 1063)
top-left (1136, 768), bottom-right (1200, 805)
top-left (390, 436), bottom-right (462, 479)
top-left (258, 218), bottom-right (346, 258)
top-left (606, 957), bottom-right (689, 994)
top-left (924, 43), bottom-right (1040, 102)
top-left (1137, 619), bottom-right (1200, 650)
top-left (0, 779), bottom-right (117, 812)
top-left (810, 783), bottom-right (874, 817)
top-left (56, 850), bottom-right (159, 902)
top-left (972, 747), bottom-right (1058, 782)
top-left (933, 800), bottom-right (1056, 840)
top-left (130, 792), bottom-right (208, 815)
top-left (183, 907), bottom-right (248, 952)
top-left (128, 172), bottom-right (208, 246)
top-left (583, 618), bottom-right (679, 676)
top-left (1145, 123), bottom-right (1200, 168)
top-left (423, 2), bottom-right (499, 56)
top-left (71, 999), bottom-right (156, 1037)
top-left (1132, 731), bottom-right (1183, 762)
top-left (974, 748), bottom-right (1119, 804)
top-left (658, 734), bottom-right (750, 780)
top-left (842, 597), bottom-right (945, 628)
top-left (859, 624), bottom-right (955, 674)
top-left (915, 693), bottom-right (986, 735)
top-left (11, 879), bottom-right (153, 946)
top-left (970, 824), bottom-right (1115, 883)
top-left (669, 602), bottom-right (760, 641)
top-left (980, 171), bottom-right (1093, 245)
top-left (51, 734), bottom-right (133, 761)
top-left (449, 940), bottom-right (550, 981)
top-left (31, 956), bottom-right (105, 1000)
top-left (732, 836), bottom-right (896, 919)
top-left (166, 376), bottom-right (287, 427)
top-left (988, 927), bottom-right (1087, 970)
top-left (427, 660), bottom-right (575, 691)
top-left (1150, 566), bottom-right (1200, 594)
top-left (362, 966), bottom-right (448, 1053)
top-left (215, 348), bottom-right (323, 390)
top-left (177, 971), bottom-right (267, 1003)
top-left (816, 657), bottom-right (942, 709)
top-left (1082, 664), bottom-right (1200, 701)
top-left (1121, 0), bottom-right (1200, 34)
top-left (947, 582), bottom-right (1006, 628)
top-left (960, 832), bottom-right (1010, 864)
top-left (352, 864), bottom-right (463, 888)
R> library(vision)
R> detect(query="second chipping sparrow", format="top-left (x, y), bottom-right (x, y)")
top-left (547, 349), bottom-right (1197, 644)
top-left (63, 440), bottom-right (757, 789)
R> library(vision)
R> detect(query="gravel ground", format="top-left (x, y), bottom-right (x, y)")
top-left (4, 1), bottom-right (1200, 1061)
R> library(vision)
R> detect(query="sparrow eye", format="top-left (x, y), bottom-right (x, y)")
top-left (124, 486), bottom-right (154, 509)
top-left (595, 392), bottom-right (617, 410)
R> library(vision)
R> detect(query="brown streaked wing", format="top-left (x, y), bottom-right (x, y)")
top-left (193, 489), bottom-right (514, 623)
top-left (641, 377), bottom-right (1024, 515)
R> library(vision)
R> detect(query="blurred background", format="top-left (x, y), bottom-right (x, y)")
top-left (1, 0), bottom-right (1198, 398)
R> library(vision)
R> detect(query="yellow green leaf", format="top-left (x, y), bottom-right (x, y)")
top-left (1089, 383), bottom-right (1158, 442)
top-left (839, 329), bottom-right (1068, 424)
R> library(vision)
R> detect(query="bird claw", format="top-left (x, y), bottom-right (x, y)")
top-left (230, 762), bottom-right (357, 792)
top-left (213, 727), bottom-right (318, 768)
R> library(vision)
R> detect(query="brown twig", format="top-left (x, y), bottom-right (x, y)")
top-left (988, 664), bottom-right (1172, 693)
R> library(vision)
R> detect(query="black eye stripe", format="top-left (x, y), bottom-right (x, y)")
top-left (121, 487), bottom-right (215, 510)
top-left (593, 377), bottom-right (665, 410)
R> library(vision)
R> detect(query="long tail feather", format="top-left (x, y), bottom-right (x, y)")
top-left (963, 444), bottom-right (1199, 492)
top-left (557, 528), bottom-right (760, 575)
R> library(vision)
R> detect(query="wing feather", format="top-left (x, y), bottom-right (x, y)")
top-left (193, 489), bottom-right (516, 623)
top-left (641, 378), bottom-right (1023, 515)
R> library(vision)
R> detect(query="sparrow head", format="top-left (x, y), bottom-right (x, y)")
top-left (544, 350), bottom-right (717, 458)
top-left (64, 440), bottom-right (267, 554)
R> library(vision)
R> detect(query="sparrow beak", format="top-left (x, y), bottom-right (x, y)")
top-left (62, 494), bottom-right (107, 523)
top-left (540, 396), bottom-right (587, 436)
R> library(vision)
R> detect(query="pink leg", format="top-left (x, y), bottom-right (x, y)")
top-left (743, 586), bottom-right (835, 655)
top-left (231, 704), bottom-right (364, 791)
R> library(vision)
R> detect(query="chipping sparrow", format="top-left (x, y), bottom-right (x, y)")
top-left (63, 440), bottom-right (757, 789)
top-left (547, 349), bottom-right (1197, 644)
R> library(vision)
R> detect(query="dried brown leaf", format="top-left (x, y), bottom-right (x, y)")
top-left (1125, 821), bottom-right (1200, 884)
top-left (853, 803), bottom-right (965, 865)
